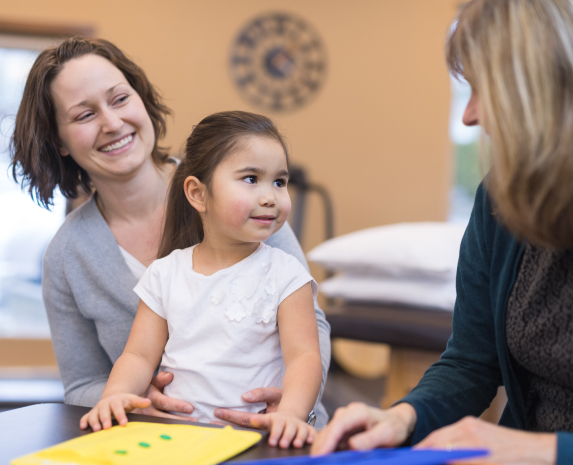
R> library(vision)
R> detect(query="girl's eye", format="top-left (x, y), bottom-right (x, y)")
top-left (274, 179), bottom-right (287, 188)
top-left (244, 175), bottom-right (257, 184)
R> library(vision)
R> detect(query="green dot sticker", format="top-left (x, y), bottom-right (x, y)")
top-left (138, 442), bottom-right (150, 448)
top-left (160, 434), bottom-right (172, 440)
top-left (115, 450), bottom-right (128, 454)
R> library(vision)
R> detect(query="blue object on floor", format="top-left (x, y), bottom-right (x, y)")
top-left (235, 448), bottom-right (488, 465)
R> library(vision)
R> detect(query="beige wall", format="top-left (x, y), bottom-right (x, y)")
top-left (2, 0), bottom-right (458, 251)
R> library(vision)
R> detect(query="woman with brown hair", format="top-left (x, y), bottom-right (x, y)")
top-left (10, 37), bottom-right (331, 428)
top-left (312, 0), bottom-right (573, 463)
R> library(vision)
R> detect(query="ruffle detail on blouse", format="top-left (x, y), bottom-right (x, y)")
top-left (212, 261), bottom-right (278, 324)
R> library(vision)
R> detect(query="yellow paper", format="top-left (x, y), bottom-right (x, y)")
top-left (12, 421), bottom-right (262, 465)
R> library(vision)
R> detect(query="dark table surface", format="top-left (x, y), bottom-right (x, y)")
top-left (0, 403), bottom-right (311, 464)
top-left (325, 302), bottom-right (453, 352)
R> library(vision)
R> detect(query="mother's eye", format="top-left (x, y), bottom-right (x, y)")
top-left (114, 95), bottom-right (129, 105)
top-left (243, 175), bottom-right (257, 184)
top-left (76, 112), bottom-right (94, 121)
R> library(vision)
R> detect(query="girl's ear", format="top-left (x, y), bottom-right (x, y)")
top-left (184, 176), bottom-right (207, 213)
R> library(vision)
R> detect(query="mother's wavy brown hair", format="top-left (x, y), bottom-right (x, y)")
top-left (448, 0), bottom-right (573, 248)
top-left (10, 37), bottom-right (172, 209)
top-left (158, 111), bottom-right (289, 259)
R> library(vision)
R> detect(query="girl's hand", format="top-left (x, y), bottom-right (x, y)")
top-left (213, 386), bottom-right (282, 427)
top-left (133, 371), bottom-right (197, 421)
top-left (311, 402), bottom-right (417, 455)
top-left (250, 411), bottom-right (316, 449)
top-left (416, 416), bottom-right (557, 465)
top-left (79, 394), bottom-right (151, 431)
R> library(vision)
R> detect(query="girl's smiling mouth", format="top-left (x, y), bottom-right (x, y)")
top-left (99, 133), bottom-right (134, 153)
top-left (251, 215), bottom-right (276, 225)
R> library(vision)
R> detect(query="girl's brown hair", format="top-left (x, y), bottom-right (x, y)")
top-left (158, 111), bottom-right (289, 258)
top-left (10, 37), bottom-right (172, 209)
top-left (448, 0), bottom-right (573, 248)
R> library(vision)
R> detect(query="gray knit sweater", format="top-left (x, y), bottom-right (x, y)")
top-left (42, 196), bottom-right (331, 427)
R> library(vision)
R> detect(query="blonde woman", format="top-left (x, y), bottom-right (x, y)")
top-left (312, 1), bottom-right (573, 464)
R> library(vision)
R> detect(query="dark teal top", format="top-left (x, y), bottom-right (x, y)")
top-left (402, 183), bottom-right (573, 465)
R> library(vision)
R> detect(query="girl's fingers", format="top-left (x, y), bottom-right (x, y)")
top-left (246, 412), bottom-right (271, 430)
top-left (98, 402), bottom-right (113, 430)
top-left (307, 427), bottom-right (317, 444)
top-left (293, 424), bottom-right (310, 448)
top-left (79, 412), bottom-right (90, 429)
top-left (111, 399), bottom-right (129, 426)
top-left (279, 421), bottom-right (298, 449)
top-left (125, 394), bottom-right (151, 412)
top-left (88, 408), bottom-right (102, 432)
top-left (79, 395), bottom-right (155, 432)
top-left (268, 418), bottom-right (286, 447)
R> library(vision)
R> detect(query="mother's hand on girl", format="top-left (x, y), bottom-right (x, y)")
top-left (132, 371), bottom-right (198, 421)
top-left (415, 417), bottom-right (557, 465)
top-left (213, 386), bottom-right (283, 427)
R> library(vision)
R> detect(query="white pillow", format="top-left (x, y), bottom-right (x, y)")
top-left (307, 222), bottom-right (467, 280)
top-left (319, 274), bottom-right (456, 311)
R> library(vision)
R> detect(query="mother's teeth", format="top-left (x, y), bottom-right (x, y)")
top-left (101, 134), bottom-right (133, 152)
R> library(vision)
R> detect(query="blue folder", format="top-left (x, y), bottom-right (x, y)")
top-left (235, 448), bottom-right (489, 464)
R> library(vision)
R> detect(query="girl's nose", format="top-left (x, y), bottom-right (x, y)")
top-left (260, 190), bottom-right (276, 207)
top-left (101, 108), bottom-right (123, 133)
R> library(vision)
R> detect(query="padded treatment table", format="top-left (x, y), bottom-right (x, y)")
top-left (325, 302), bottom-right (453, 352)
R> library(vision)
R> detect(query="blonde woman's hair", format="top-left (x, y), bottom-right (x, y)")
top-left (448, 0), bottom-right (573, 248)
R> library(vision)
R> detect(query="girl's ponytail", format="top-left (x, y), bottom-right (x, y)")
top-left (158, 111), bottom-right (289, 259)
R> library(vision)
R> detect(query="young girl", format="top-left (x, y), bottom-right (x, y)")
top-left (79, 111), bottom-right (322, 448)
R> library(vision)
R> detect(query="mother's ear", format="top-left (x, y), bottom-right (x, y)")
top-left (184, 176), bottom-right (207, 213)
top-left (57, 140), bottom-right (70, 157)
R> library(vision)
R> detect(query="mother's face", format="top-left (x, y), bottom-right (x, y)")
top-left (50, 54), bottom-right (155, 182)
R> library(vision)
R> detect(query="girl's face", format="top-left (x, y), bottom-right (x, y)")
top-left (204, 136), bottom-right (291, 244)
top-left (50, 54), bottom-right (156, 182)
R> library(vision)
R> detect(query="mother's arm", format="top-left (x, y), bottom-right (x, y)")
top-left (43, 239), bottom-right (112, 407)
top-left (43, 234), bottom-right (195, 419)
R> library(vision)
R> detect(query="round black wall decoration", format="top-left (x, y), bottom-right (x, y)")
top-left (230, 12), bottom-right (327, 113)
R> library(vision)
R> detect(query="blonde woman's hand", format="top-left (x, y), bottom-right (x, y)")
top-left (133, 371), bottom-right (198, 421)
top-left (249, 411), bottom-right (316, 449)
top-left (311, 402), bottom-right (417, 455)
top-left (416, 416), bottom-right (556, 465)
top-left (79, 393), bottom-right (151, 431)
